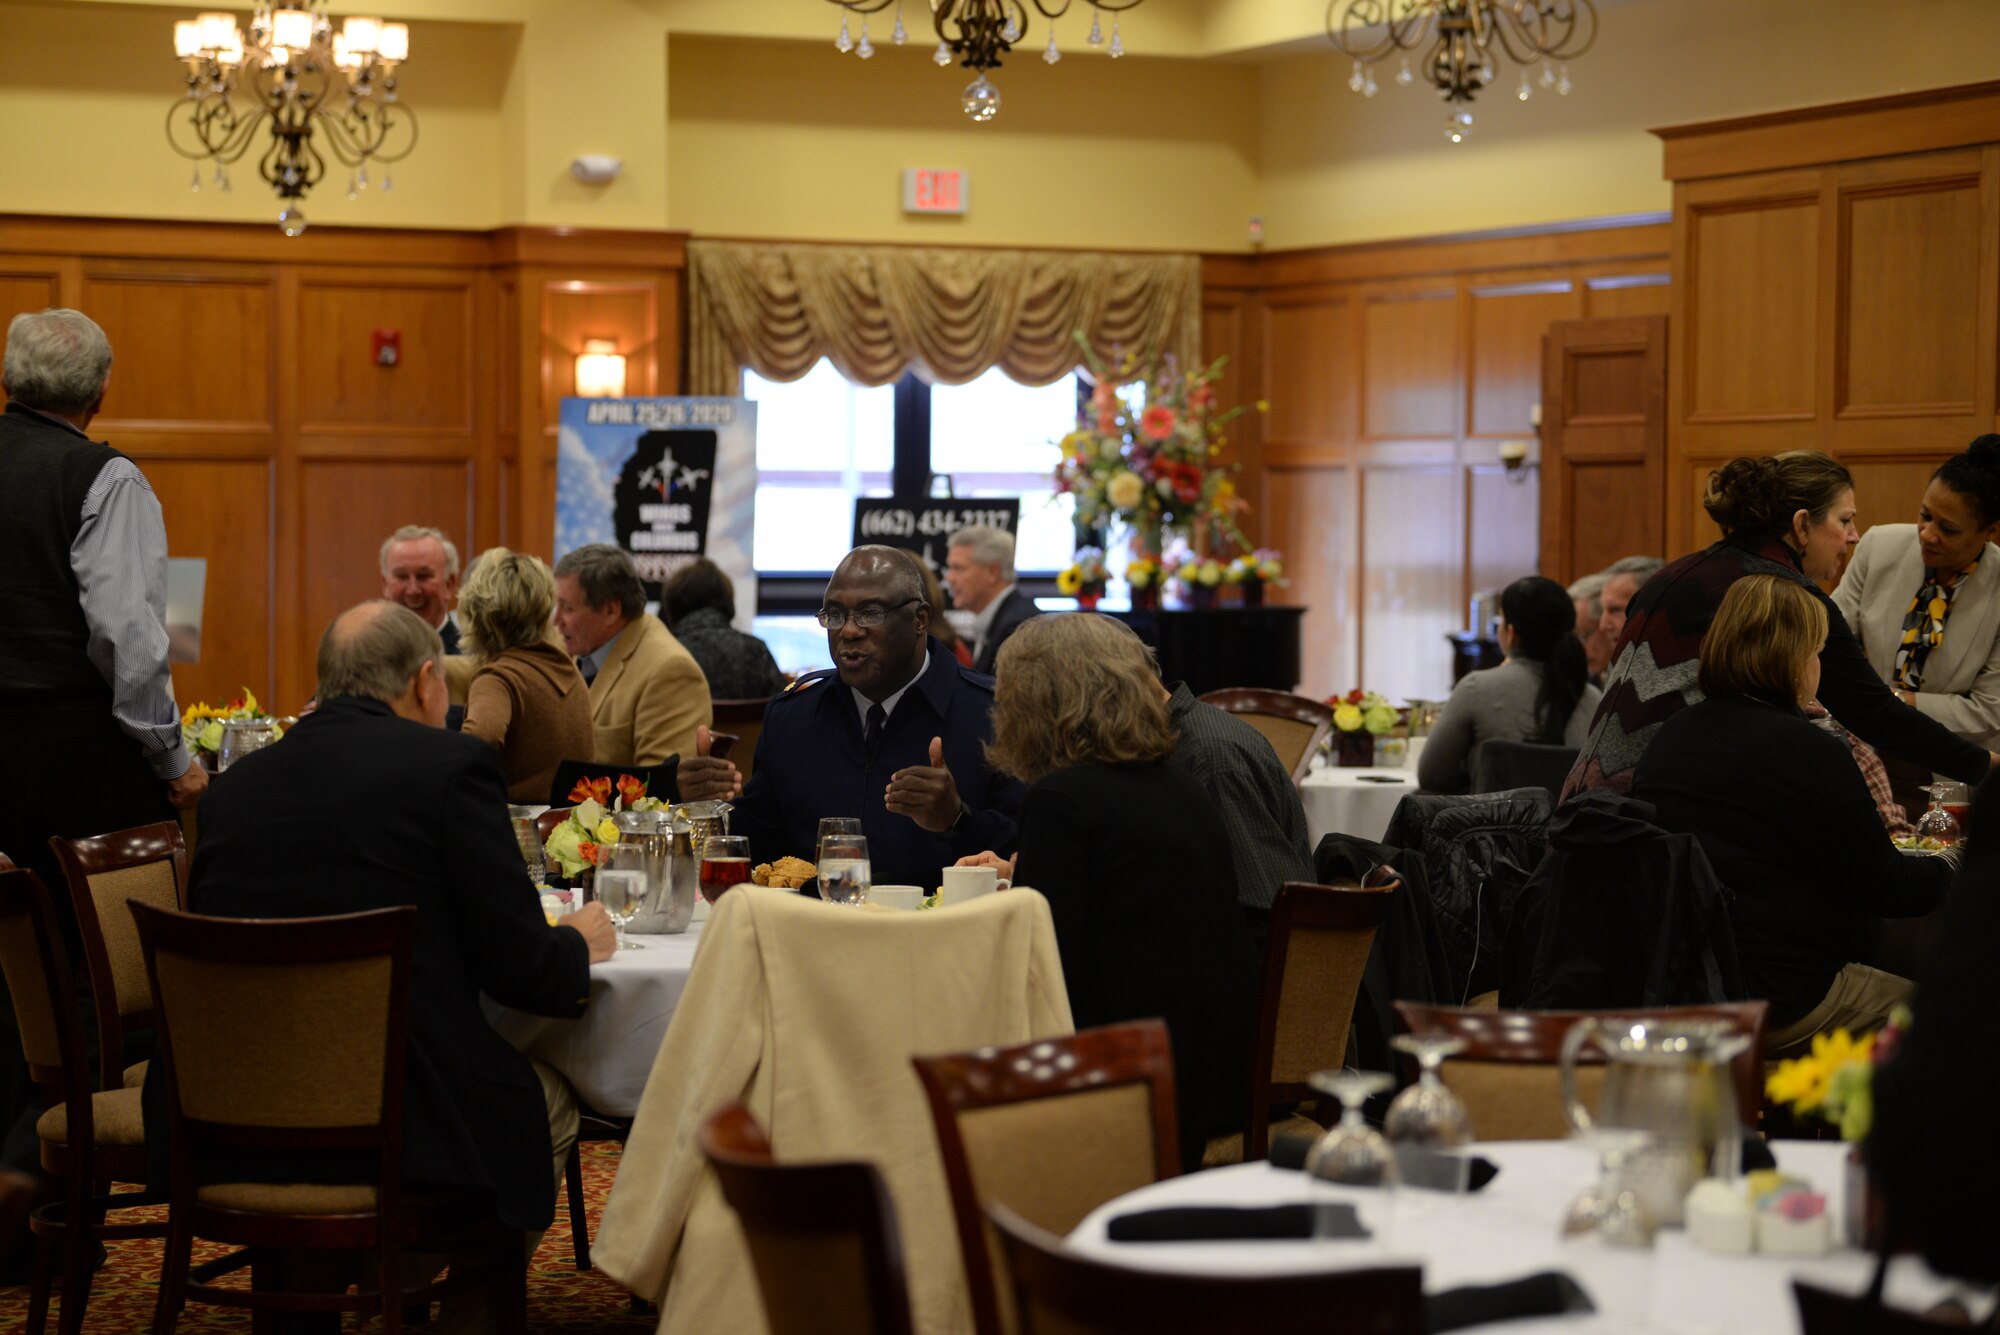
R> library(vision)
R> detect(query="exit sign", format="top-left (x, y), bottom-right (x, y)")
top-left (903, 168), bottom-right (969, 215)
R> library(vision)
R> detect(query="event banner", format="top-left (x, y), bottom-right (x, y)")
top-left (556, 397), bottom-right (757, 617)
top-left (851, 498), bottom-right (1020, 584)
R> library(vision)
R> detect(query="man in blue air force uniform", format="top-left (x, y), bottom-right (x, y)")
top-left (676, 546), bottom-right (1023, 889)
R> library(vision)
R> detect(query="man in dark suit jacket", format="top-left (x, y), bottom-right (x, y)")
top-left (144, 601), bottom-right (615, 1240)
top-left (945, 524), bottom-right (1039, 676)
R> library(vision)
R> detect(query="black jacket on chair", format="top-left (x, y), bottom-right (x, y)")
top-left (971, 587), bottom-right (1040, 677)
top-left (142, 695), bottom-right (592, 1232)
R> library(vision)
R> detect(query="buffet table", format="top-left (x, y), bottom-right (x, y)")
top-left (1069, 1140), bottom-right (1958, 1334)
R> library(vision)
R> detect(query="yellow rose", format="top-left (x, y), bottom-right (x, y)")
top-left (1106, 470), bottom-right (1144, 510)
top-left (1333, 704), bottom-right (1364, 732)
top-left (596, 818), bottom-right (620, 844)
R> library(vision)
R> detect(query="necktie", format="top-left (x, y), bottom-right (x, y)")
top-left (577, 655), bottom-right (597, 686)
top-left (864, 703), bottom-right (886, 756)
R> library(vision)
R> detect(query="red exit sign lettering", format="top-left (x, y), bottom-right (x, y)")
top-left (902, 168), bottom-right (969, 215)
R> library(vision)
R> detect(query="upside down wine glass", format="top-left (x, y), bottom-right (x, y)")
top-left (1386, 1033), bottom-right (1473, 1148)
top-left (1304, 1068), bottom-right (1398, 1242)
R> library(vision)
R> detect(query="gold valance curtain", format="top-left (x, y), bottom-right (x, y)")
top-left (686, 240), bottom-right (1202, 395)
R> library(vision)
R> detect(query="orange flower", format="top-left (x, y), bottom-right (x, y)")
top-left (580, 841), bottom-right (603, 867)
top-left (1091, 381), bottom-right (1117, 410)
top-left (616, 774), bottom-right (648, 807)
top-left (1141, 405), bottom-right (1177, 441)
top-left (1096, 409), bottom-right (1119, 435)
top-left (568, 775), bottom-right (614, 807)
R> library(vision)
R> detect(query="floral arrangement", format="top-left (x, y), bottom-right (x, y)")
top-left (1765, 1011), bottom-right (1906, 1142)
top-left (1169, 555), bottom-right (1226, 592)
top-left (1126, 554), bottom-right (1162, 590)
top-left (1052, 332), bottom-right (1263, 563)
top-left (1056, 546), bottom-right (1109, 600)
top-left (1330, 689), bottom-right (1398, 735)
top-left (1230, 549), bottom-right (1287, 586)
top-left (542, 775), bottom-right (665, 878)
top-left (181, 688), bottom-right (279, 756)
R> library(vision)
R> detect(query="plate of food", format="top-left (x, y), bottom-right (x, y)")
top-left (751, 855), bottom-right (817, 889)
top-left (1892, 835), bottom-right (1952, 856)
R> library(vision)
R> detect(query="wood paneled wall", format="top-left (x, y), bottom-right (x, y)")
top-left (1205, 221), bottom-right (1672, 701)
top-left (1657, 83), bottom-right (2000, 556)
top-left (0, 216), bottom-right (686, 714)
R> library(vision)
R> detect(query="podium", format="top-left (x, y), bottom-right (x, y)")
top-left (1107, 605), bottom-right (1305, 697)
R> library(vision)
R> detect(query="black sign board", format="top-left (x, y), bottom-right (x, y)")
top-left (615, 428), bottom-right (717, 600)
top-left (851, 498), bottom-right (1021, 584)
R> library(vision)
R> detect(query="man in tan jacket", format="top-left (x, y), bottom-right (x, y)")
top-left (553, 544), bottom-right (711, 767)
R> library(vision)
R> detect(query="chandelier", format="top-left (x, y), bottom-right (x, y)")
top-left (825, 1), bottom-right (1142, 123)
top-left (166, 4), bottom-right (417, 235)
top-left (1325, 0), bottom-right (1596, 143)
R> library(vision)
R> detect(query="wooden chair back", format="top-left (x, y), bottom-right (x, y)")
top-left (0, 867), bottom-right (91, 1128)
top-left (987, 1202), bottom-right (1425, 1335)
top-left (1195, 689), bottom-right (1335, 782)
top-left (699, 1102), bottom-right (916, 1335)
top-left (536, 807), bottom-right (571, 845)
top-left (1391, 1001), bottom-right (1770, 1140)
top-left (49, 821), bottom-right (190, 1089)
top-left (1470, 740), bottom-right (1578, 801)
top-left (912, 1021), bottom-right (1180, 1335)
top-left (712, 698), bottom-right (771, 781)
top-left (547, 757), bottom-right (680, 810)
top-left (1245, 877), bottom-right (1395, 1159)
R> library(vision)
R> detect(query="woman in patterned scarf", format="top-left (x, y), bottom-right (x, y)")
top-left (1833, 435), bottom-right (2000, 749)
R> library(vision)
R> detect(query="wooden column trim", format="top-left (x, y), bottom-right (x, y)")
top-left (1654, 81), bottom-right (2000, 183)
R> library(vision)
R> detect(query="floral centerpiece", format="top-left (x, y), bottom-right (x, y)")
top-left (1764, 1011), bottom-right (1908, 1249)
top-left (1126, 554), bottom-right (1164, 611)
top-left (181, 688), bottom-right (281, 768)
top-left (1056, 546), bottom-right (1110, 609)
top-left (1228, 549), bottom-right (1287, 606)
top-left (1167, 554), bottom-right (1227, 610)
top-left (542, 775), bottom-right (664, 880)
top-left (1326, 689), bottom-right (1399, 767)
top-left (1053, 332), bottom-right (1264, 598)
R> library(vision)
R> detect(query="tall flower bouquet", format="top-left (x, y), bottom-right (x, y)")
top-left (1053, 332), bottom-right (1263, 566)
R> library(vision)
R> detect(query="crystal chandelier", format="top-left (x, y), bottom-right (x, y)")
top-left (825, 0), bottom-right (1142, 123)
top-left (166, 4), bottom-right (417, 234)
top-left (1325, 0), bottom-right (1596, 143)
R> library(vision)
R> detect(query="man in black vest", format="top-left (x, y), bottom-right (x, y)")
top-left (0, 307), bottom-right (207, 1260)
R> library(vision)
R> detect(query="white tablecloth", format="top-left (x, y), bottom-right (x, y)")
top-left (1070, 1141), bottom-right (1958, 1334)
top-left (1300, 764), bottom-right (1419, 847)
top-left (490, 920), bottom-right (705, 1118)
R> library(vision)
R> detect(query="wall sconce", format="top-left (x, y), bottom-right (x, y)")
top-left (1499, 438), bottom-right (1532, 485)
top-left (574, 338), bottom-right (627, 398)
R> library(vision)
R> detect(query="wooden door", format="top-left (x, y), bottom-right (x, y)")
top-left (1538, 315), bottom-right (1668, 584)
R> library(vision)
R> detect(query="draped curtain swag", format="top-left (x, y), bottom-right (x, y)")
top-left (687, 240), bottom-right (1202, 396)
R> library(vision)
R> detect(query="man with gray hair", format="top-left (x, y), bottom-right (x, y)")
top-left (1567, 571), bottom-right (1612, 678)
top-left (944, 524), bottom-right (1037, 676)
top-left (379, 523), bottom-right (463, 655)
top-left (1599, 554), bottom-right (1667, 649)
top-left (553, 543), bottom-right (711, 767)
top-left (154, 599), bottom-right (615, 1257)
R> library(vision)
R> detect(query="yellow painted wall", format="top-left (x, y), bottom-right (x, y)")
top-left (665, 36), bottom-right (1260, 250)
top-left (1256, 0), bottom-right (2000, 249)
top-left (0, 1), bottom-right (509, 230)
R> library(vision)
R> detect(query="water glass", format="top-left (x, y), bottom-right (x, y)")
top-left (597, 844), bottom-right (649, 951)
top-left (508, 806), bottom-right (546, 884)
top-left (815, 817), bottom-right (864, 890)
top-left (817, 834), bottom-right (872, 907)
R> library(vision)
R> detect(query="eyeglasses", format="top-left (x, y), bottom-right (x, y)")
top-left (817, 598), bottom-right (921, 630)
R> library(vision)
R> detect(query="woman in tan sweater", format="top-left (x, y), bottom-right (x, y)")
top-left (459, 547), bottom-right (595, 801)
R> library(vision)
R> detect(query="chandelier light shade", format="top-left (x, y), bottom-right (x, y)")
top-left (1325, 0), bottom-right (1596, 143)
top-left (167, 2), bottom-right (417, 234)
top-left (824, 0), bottom-right (1142, 122)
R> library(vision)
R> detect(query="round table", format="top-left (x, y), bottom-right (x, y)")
top-left (490, 919), bottom-right (705, 1118)
top-left (1299, 764), bottom-right (1419, 847)
top-left (1069, 1141), bottom-right (1958, 1334)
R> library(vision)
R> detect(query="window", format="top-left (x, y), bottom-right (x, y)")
top-left (929, 367), bottom-right (1078, 573)
top-left (743, 360), bottom-right (894, 573)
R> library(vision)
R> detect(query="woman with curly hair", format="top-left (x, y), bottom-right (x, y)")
top-left (989, 614), bottom-right (1257, 1170)
top-left (459, 547), bottom-right (595, 801)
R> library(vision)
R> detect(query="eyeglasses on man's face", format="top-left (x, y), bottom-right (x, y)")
top-left (817, 597), bottom-right (921, 631)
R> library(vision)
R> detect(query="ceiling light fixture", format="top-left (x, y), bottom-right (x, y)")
top-left (825, 0), bottom-right (1142, 122)
top-left (1325, 0), bottom-right (1595, 143)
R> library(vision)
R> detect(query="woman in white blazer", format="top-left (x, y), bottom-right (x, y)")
top-left (1833, 435), bottom-right (2000, 747)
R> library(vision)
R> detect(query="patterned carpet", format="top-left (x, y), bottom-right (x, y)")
top-left (0, 1141), bottom-right (654, 1332)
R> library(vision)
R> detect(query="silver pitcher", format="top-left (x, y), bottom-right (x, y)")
top-left (613, 810), bottom-right (685, 935)
top-left (1560, 1016), bottom-right (1749, 1227)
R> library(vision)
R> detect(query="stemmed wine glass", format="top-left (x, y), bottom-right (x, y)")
top-left (1917, 781), bottom-right (1969, 846)
top-left (1303, 1068), bottom-right (1398, 1243)
top-left (596, 842), bottom-right (648, 952)
top-left (1386, 1033), bottom-right (1473, 1148)
top-left (1560, 1127), bottom-right (1656, 1246)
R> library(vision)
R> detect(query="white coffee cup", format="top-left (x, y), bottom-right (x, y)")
top-left (941, 865), bottom-right (999, 906)
top-left (870, 885), bottom-right (924, 911)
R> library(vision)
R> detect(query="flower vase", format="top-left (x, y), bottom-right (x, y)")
top-left (1243, 580), bottom-right (1266, 608)
top-left (1336, 730), bottom-right (1374, 768)
top-left (1078, 586), bottom-right (1104, 611)
top-left (1185, 585), bottom-right (1217, 611)
top-left (1845, 1147), bottom-right (1887, 1251)
top-left (1132, 585), bottom-right (1160, 612)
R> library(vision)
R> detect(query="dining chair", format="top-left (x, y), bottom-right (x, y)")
top-left (1469, 740), bottom-right (1578, 802)
top-left (1390, 1000), bottom-right (1771, 1140)
top-left (48, 820), bottom-right (190, 1093)
top-left (133, 900), bottom-right (523, 1335)
top-left (986, 1201), bottom-right (1425, 1335)
top-left (711, 697), bottom-right (771, 781)
top-left (912, 1020), bottom-right (1180, 1335)
top-left (1196, 688), bottom-right (1335, 783)
top-left (0, 865), bottom-right (164, 1335)
top-left (698, 1101), bottom-right (916, 1335)
top-left (1230, 875), bottom-right (1397, 1162)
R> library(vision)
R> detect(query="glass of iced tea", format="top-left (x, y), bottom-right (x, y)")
top-left (699, 835), bottom-right (753, 904)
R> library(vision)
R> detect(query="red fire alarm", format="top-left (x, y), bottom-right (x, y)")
top-left (372, 328), bottom-right (401, 367)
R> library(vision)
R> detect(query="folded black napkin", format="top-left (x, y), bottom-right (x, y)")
top-left (1269, 1133), bottom-right (1500, 1194)
top-left (1740, 1131), bottom-right (1777, 1173)
top-left (1427, 1271), bottom-right (1595, 1333)
top-left (1106, 1203), bottom-right (1368, 1243)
